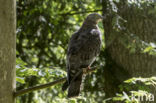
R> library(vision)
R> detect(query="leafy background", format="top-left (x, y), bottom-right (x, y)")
top-left (16, 0), bottom-right (156, 103)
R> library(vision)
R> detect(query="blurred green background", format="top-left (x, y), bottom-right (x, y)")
top-left (16, 0), bottom-right (156, 103)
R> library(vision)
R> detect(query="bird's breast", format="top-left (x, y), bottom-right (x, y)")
top-left (79, 34), bottom-right (101, 64)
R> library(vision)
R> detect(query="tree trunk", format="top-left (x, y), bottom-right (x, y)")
top-left (0, 0), bottom-right (16, 103)
top-left (102, 0), bottom-right (156, 101)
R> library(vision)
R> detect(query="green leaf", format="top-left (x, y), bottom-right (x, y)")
top-left (16, 77), bottom-right (25, 84)
top-left (143, 46), bottom-right (153, 53)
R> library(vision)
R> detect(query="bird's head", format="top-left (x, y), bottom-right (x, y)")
top-left (85, 13), bottom-right (103, 24)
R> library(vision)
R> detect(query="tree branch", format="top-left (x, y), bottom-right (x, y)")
top-left (14, 67), bottom-right (97, 97)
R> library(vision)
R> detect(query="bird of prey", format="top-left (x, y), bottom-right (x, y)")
top-left (62, 13), bottom-right (103, 98)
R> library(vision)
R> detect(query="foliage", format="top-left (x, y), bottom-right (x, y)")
top-left (16, 0), bottom-right (156, 103)
top-left (106, 0), bottom-right (156, 56)
top-left (16, 58), bottom-right (106, 103)
top-left (16, 0), bottom-right (105, 103)
top-left (16, 58), bottom-right (66, 84)
top-left (106, 77), bottom-right (156, 103)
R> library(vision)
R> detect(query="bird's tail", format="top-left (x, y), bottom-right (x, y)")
top-left (67, 73), bottom-right (83, 98)
top-left (62, 80), bottom-right (68, 91)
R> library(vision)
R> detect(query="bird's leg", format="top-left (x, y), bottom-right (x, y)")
top-left (87, 66), bottom-right (91, 75)
top-left (83, 66), bottom-right (91, 74)
top-left (87, 66), bottom-right (91, 70)
top-left (83, 68), bottom-right (87, 74)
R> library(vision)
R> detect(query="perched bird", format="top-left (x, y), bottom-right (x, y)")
top-left (62, 13), bottom-right (103, 98)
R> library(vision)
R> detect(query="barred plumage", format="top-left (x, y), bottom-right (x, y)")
top-left (62, 13), bottom-right (103, 98)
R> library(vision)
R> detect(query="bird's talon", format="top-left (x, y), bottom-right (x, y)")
top-left (87, 66), bottom-right (91, 70)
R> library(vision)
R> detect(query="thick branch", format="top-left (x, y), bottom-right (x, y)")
top-left (14, 67), bottom-right (97, 97)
